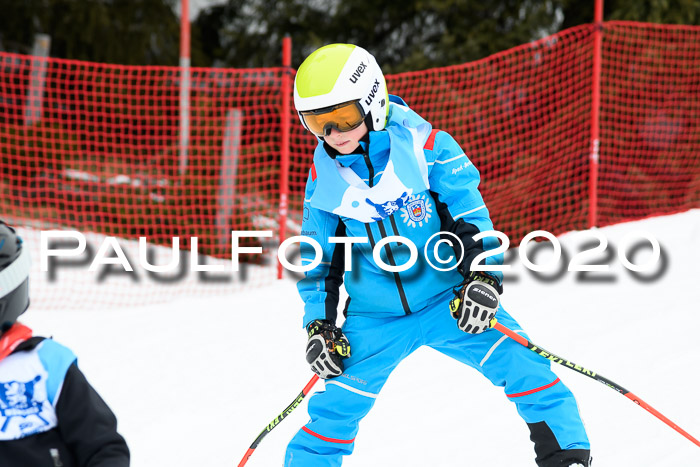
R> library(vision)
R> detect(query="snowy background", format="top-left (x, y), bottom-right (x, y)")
top-left (19, 209), bottom-right (700, 466)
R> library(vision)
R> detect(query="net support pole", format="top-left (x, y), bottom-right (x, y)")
top-left (277, 35), bottom-right (292, 279)
top-left (588, 0), bottom-right (603, 228)
top-left (179, 0), bottom-right (191, 175)
top-left (24, 34), bottom-right (51, 126)
top-left (218, 109), bottom-right (242, 250)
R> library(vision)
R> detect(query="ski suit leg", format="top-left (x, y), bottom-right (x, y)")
top-left (285, 312), bottom-right (423, 467)
top-left (421, 291), bottom-right (590, 466)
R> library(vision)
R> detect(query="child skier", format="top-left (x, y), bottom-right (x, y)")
top-left (0, 220), bottom-right (130, 466)
top-left (285, 44), bottom-right (591, 467)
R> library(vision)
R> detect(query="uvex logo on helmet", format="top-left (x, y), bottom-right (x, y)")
top-left (364, 79), bottom-right (380, 107)
top-left (294, 44), bottom-right (388, 132)
top-left (349, 61), bottom-right (367, 84)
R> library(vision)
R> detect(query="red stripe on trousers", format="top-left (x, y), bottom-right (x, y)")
top-left (302, 426), bottom-right (355, 444)
top-left (507, 378), bottom-right (560, 398)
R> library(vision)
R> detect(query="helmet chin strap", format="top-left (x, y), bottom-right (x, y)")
top-left (364, 112), bottom-right (375, 131)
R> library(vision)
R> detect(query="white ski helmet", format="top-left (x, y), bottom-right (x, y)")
top-left (0, 221), bottom-right (30, 331)
top-left (294, 43), bottom-right (389, 134)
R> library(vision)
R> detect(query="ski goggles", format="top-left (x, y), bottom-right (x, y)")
top-left (299, 100), bottom-right (366, 136)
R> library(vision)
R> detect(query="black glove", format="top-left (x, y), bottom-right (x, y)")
top-left (449, 271), bottom-right (502, 334)
top-left (305, 319), bottom-right (351, 379)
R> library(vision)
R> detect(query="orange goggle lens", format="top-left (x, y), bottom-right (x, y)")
top-left (300, 101), bottom-right (365, 136)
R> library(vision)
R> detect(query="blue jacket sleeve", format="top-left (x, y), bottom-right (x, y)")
top-left (297, 169), bottom-right (346, 328)
top-left (426, 131), bottom-right (504, 284)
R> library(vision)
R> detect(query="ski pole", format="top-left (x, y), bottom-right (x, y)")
top-left (491, 319), bottom-right (700, 449)
top-left (238, 374), bottom-right (320, 467)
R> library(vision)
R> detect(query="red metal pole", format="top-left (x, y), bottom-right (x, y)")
top-left (588, 0), bottom-right (603, 228)
top-left (180, 0), bottom-right (190, 60)
top-left (278, 36), bottom-right (292, 279)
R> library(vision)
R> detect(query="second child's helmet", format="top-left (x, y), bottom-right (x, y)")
top-left (294, 44), bottom-right (389, 135)
top-left (0, 221), bottom-right (30, 331)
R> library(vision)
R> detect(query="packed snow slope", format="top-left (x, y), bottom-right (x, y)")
top-left (22, 209), bottom-right (700, 467)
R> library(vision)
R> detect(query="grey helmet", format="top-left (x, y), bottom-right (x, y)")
top-left (0, 221), bottom-right (30, 332)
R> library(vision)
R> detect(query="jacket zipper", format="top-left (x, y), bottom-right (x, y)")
top-left (362, 152), bottom-right (375, 186)
top-left (362, 149), bottom-right (411, 315)
top-left (50, 448), bottom-right (64, 467)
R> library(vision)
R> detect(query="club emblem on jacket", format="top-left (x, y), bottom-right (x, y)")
top-left (0, 375), bottom-right (48, 434)
top-left (365, 192), bottom-right (410, 221)
top-left (401, 194), bottom-right (432, 227)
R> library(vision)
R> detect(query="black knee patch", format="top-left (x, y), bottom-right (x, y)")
top-left (528, 421), bottom-right (591, 466)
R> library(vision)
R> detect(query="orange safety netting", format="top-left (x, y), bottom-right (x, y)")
top-left (1, 21), bottom-right (698, 310)
top-left (597, 21), bottom-right (700, 225)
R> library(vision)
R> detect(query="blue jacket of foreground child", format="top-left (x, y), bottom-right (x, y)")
top-left (297, 95), bottom-right (504, 327)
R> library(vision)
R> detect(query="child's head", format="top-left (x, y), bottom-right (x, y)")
top-left (0, 221), bottom-right (30, 333)
top-left (294, 43), bottom-right (389, 152)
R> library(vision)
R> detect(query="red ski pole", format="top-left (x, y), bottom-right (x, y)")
top-left (491, 319), bottom-right (700, 449)
top-left (238, 374), bottom-right (320, 466)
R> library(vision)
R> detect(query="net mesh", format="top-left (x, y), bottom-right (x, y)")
top-left (387, 25), bottom-right (596, 242)
top-left (597, 22), bottom-right (700, 224)
top-left (1, 21), bottom-right (698, 309)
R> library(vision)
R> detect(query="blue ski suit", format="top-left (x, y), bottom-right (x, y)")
top-left (285, 96), bottom-right (590, 466)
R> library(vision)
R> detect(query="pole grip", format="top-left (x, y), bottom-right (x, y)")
top-left (492, 321), bottom-right (529, 347)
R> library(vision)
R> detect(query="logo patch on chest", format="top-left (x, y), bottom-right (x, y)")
top-left (0, 375), bottom-right (51, 436)
top-left (400, 194), bottom-right (432, 227)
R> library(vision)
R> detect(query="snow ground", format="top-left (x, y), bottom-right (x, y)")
top-left (20, 209), bottom-right (700, 466)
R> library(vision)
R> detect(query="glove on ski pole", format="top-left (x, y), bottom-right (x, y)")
top-left (305, 319), bottom-right (351, 379)
top-left (450, 271), bottom-right (502, 334)
top-left (238, 322), bottom-right (349, 465)
top-left (491, 318), bottom-right (700, 449)
top-left (237, 374), bottom-right (320, 467)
